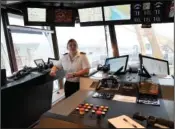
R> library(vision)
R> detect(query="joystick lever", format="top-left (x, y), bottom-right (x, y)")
top-left (133, 112), bottom-right (174, 128)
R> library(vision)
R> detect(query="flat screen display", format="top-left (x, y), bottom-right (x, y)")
top-left (104, 5), bottom-right (131, 21)
top-left (54, 9), bottom-right (73, 23)
top-left (27, 8), bottom-right (46, 22)
top-left (78, 7), bottom-right (103, 22)
top-left (168, 1), bottom-right (174, 18)
top-left (105, 56), bottom-right (128, 73)
top-left (142, 57), bottom-right (169, 75)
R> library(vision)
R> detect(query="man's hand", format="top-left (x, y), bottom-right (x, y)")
top-left (50, 66), bottom-right (58, 77)
top-left (50, 70), bottom-right (57, 77)
top-left (66, 73), bottom-right (74, 79)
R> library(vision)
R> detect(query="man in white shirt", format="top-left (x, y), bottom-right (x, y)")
top-left (50, 39), bottom-right (90, 98)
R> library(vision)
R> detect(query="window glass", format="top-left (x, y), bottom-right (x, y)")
top-left (1, 19), bottom-right (11, 76)
top-left (115, 25), bottom-right (141, 66)
top-left (115, 23), bottom-right (174, 75)
top-left (8, 13), bottom-right (59, 92)
top-left (11, 32), bottom-right (54, 70)
top-left (8, 13), bottom-right (24, 26)
top-left (56, 24), bottom-right (112, 69)
top-left (8, 13), bottom-right (42, 29)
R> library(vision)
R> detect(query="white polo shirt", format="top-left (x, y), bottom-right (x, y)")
top-left (55, 51), bottom-right (90, 82)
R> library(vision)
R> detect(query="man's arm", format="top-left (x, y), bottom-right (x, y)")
top-left (74, 68), bottom-right (89, 77)
top-left (73, 54), bottom-right (90, 77)
top-left (51, 65), bottom-right (61, 71)
top-left (50, 59), bottom-right (62, 77)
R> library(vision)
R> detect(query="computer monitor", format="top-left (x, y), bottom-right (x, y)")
top-left (47, 58), bottom-right (58, 65)
top-left (78, 7), bottom-right (103, 22)
top-left (34, 59), bottom-right (45, 67)
top-left (27, 8), bottom-right (46, 22)
top-left (139, 54), bottom-right (170, 75)
top-left (105, 55), bottom-right (129, 74)
top-left (104, 4), bottom-right (131, 21)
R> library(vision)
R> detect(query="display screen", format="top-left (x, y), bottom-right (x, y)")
top-left (54, 9), bottom-right (73, 23)
top-left (34, 59), bottom-right (45, 67)
top-left (78, 7), bottom-right (103, 22)
top-left (27, 8), bottom-right (46, 22)
top-left (107, 80), bottom-right (113, 85)
top-left (142, 57), bottom-right (169, 75)
top-left (168, 1), bottom-right (174, 18)
top-left (104, 5), bottom-right (131, 21)
top-left (105, 56), bottom-right (128, 73)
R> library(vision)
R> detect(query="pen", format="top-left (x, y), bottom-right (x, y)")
top-left (123, 118), bottom-right (138, 128)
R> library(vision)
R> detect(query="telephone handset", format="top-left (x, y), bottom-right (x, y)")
top-left (96, 76), bottom-right (118, 90)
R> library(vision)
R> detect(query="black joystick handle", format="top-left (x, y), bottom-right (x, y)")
top-left (151, 117), bottom-right (174, 128)
top-left (38, 63), bottom-right (44, 71)
top-left (133, 112), bottom-right (147, 121)
top-left (49, 62), bottom-right (54, 68)
top-left (133, 112), bottom-right (174, 128)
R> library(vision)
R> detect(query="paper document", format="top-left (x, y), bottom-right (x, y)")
top-left (158, 78), bottom-right (174, 86)
top-left (112, 95), bottom-right (136, 103)
top-left (108, 115), bottom-right (145, 128)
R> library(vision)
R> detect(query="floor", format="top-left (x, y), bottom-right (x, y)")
top-left (52, 89), bottom-right (65, 106)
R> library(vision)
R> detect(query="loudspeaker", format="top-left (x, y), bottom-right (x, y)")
top-left (1, 69), bottom-right (7, 86)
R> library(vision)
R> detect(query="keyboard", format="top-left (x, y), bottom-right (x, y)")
top-left (137, 94), bottom-right (160, 106)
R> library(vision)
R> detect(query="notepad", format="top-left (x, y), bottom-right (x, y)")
top-left (108, 115), bottom-right (145, 128)
top-left (112, 95), bottom-right (136, 103)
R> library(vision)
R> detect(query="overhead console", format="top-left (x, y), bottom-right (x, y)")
top-left (22, 0), bottom-right (173, 26)
top-left (78, 0), bottom-right (173, 26)
top-left (23, 3), bottom-right (76, 26)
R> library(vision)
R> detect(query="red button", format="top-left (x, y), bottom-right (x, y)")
top-left (96, 110), bottom-right (102, 115)
top-left (79, 108), bottom-right (84, 111)
top-left (93, 108), bottom-right (97, 110)
top-left (98, 108), bottom-right (102, 111)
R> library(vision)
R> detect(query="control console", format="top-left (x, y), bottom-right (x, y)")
top-left (70, 103), bottom-right (109, 120)
top-left (92, 92), bottom-right (115, 100)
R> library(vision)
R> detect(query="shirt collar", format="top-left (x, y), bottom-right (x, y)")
top-left (68, 51), bottom-right (80, 61)
top-left (76, 51), bottom-right (81, 57)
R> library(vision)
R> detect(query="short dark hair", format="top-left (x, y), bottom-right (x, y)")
top-left (67, 39), bottom-right (78, 48)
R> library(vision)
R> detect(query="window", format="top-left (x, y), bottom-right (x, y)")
top-left (8, 13), bottom-right (54, 70)
top-left (8, 13), bottom-right (42, 29)
top-left (115, 23), bottom-right (174, 75)
top-left (8, 13), bottom-right (24, 26)
top-left (8, 13), bottom-right (60, 92)
top-left (56, 24), bottom-right (112, 69)
top-left (115, 25), bottom-right (141, 66)
top-left (1, 19), bottom-right (11, 76)
top-left (11, 32), bottom-right (54, 70)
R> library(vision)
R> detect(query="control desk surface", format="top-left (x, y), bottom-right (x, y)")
top-left (45, 90), bottom-right (174, 128)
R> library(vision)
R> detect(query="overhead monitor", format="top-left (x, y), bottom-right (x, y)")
top-left (105, 55), bottom-right (129, 73)
top-left (139, 54), bottom-right (169, 76)
top-left (27, 8), bottom-right (46, 22)
top-left (47, 58), bottom-right (58, 65)
top-left (34, 59), bottom-right (45, 67)
top-left (53, 8), bottom-right (75, 26)
top-left (168, 1), bottom-right (174, 18)
top-left (104, 4), bottom-right (131, 21)
top-left (78, 7), bottom-right (103, 22)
